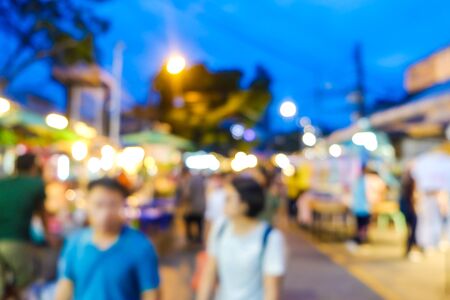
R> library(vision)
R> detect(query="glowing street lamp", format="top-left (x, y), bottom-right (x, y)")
top-left (46, 113), bottom-right (68, 130)
top-left (166, 54), bottom-right (186, 75)
top-left (279, 99), bottom-right (297, 118)
top-left (0, 97), bottom-right (11, 115)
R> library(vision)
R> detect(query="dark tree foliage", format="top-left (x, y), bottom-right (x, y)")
top-left (0, 0), bottom-right (110, 88)
top-left (151, 63), bottom-right (272, 151)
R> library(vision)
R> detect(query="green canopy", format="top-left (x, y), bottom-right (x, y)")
top-left (122, 130), bottom-right (194, 150)
top-left (0, 110), bottom-right (79, 143)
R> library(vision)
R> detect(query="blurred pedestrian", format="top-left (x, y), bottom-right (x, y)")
top-left (349, 164), bottom-right (372, 246)
top-left (205, 172), bottom-right (228, 237)
top-left (260, 170), bottom-right (284, 225)
top-left (0, 153), bottom-right (48, 298)
top-left (399, 168), bottom-right (419, 258)
top-left (183, 172), bottom-right (207, 244)
top-left (55, 178), bottom-right (160, 300)
top-left (197, 176), bottom-right (286, 300)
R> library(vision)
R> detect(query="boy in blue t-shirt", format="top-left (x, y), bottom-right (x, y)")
top-left (55, 178), bottom-right (160, 300)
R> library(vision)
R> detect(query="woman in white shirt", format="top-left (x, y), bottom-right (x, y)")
top-left (197, 176), bottom-right (286, 300)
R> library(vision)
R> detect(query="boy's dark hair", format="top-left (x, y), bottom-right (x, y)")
top-left (16, 153), bottom-right (37, 174)
top-left (231, 176), bottom-right (266, 218)
top-left (88, 177), bottom-right (130, 198)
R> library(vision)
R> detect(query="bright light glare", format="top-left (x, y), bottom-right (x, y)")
top-left (0, 97), bottom-right (11, 115)
top-left (57, 155), bottom-right (70, 181)
top-left (46, 113), bottom-right (68, 130)
top-left (65, 189), bottom-right (77, 201)
top-left (243, 129), bottom-right (256, 142)
top-left (247, 154), bottom-right (258, 168)
top-left (185, 154), bottom-right (220, 171)
top-left (231, 124), bottom-right (245, 139)
top-left (100, 146), bottom-right (115, 171)
top-left (282, 164), bottom-right (295, 177)
top-left (74, 122), bottom-right (96, 139)
top-left (72, 141), bottom-right (88, 161)
top-left (166, 55), bottom-right (186, 74)
top-left (117, 147), bottom-right (145, 174)
top-left (231, 152), bottom-right (258, 172)
top-left (352, 131), bottom-right (378, 151)
top-left (329, 144), bottom-right (342, 158)
top-left (274, 153), bottom-right (290, 169)
top-left (88, 157), bottom-right (101, 173)
top-left (145, 156), bottom-right (159, 176)
top-left (101, 145), bottom-right (116, 158)
top-left (279, 100), bottom-right (297, 118)
top-left (302, 132), bottom-right (317, 147)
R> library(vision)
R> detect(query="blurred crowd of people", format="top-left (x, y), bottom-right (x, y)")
top-left (0, 154), bottom-right (289, 300)
top-left (1, 149), bottom-right (449, 299)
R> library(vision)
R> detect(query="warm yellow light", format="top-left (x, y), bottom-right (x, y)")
top-left (166, 55), bottom-right (186, 74)
top-left (101, 145), bottom-right (116, 158)
top-left (46, 113), bottom-right (68, 130)
top-left (247, 154), bottom-right (258, 168)
top-left (88, 157), bottom-right (101, 173)
top-left (100, 145), bottom-right (116, 171)
top-left (282, 164), bottom-right (295, 177)
top-left (57, 155), bottom-right (70, 181)
top-left (274, 153), bottom-right (290, 169)
top-left (74, 122), bottom-right (96, 139)
top-left (0, 97), bottom-right (11, 115)
top-left (117, 147), bottom-right (145, 174)
top-left (72, 141), bottom-right (88, 161)
top-left (230, 152), bottom-right (257, 172)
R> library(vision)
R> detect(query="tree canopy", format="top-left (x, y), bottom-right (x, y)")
top-left (0, 0), bottom-right (110, 88)
top-left (151, 63), bottom-right (272, 152)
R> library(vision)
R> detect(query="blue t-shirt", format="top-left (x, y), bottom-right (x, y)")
top-left (352, 176), bottom-right (370, 216)
top-left (59, 227), bottom-right (160, 300)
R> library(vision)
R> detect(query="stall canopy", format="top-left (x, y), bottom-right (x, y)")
top-left (0, 111), bottom-right (79, 144)
top-left (122, 130), bottom-right (194, 150)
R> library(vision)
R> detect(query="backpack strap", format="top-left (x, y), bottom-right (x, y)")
top-left (260, 224), bottom-right (273, 265)
top-left (217, 221), bottom-right (228, 241)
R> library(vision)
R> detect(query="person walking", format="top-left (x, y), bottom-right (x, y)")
top-left (183, 173), bottom-right (207, 244)
top-left (350, 164), bottom-right (372, 246)
top-left (0, 153), bottom-right (48, 298)
top-left (399, 168), bottom-right (419, 258)
top-left (55, 178), bottom-right (160, 300)
top-left (204, 173), bottom-right (228, 237)
top-left (197, 176), bottom-right (286, 300)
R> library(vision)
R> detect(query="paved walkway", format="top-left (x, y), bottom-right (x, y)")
top-left (283, 230), bottom-right (381, 300)
top-left (308, 228), bottom-right (450, 300)
top-left (158, 228), bottom-right (381, 300)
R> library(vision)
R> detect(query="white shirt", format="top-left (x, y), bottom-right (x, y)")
top-left (412, 152), bottom-right (450, 192)
top-left (208, 220), bottom-right (286, 300)
top-left (205, 188), bottom-right (227, 222)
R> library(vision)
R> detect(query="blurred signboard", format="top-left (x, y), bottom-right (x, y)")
top-left (70, 86), bottom-right (107, 135)
top-left (405, 46), bottom-right (450, 93)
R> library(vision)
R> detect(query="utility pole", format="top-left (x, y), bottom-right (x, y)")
top-left (110, 42), bottom-right (125, 145)
top-left (354, 43), bottom-right (366, 119)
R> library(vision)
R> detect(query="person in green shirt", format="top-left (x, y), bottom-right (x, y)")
top-left (0, 153), bottom-right (47, 298)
